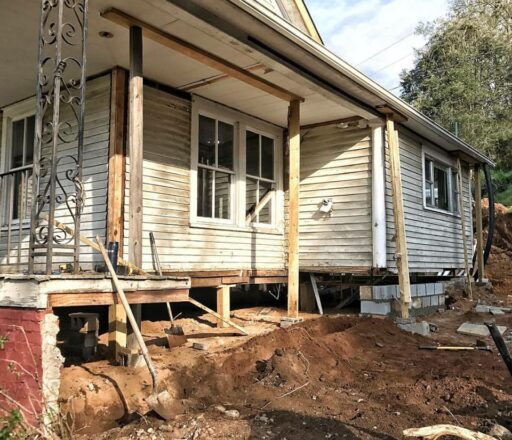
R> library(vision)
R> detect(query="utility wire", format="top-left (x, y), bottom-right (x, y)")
top-left (356, 30), bottom-right (415, 66)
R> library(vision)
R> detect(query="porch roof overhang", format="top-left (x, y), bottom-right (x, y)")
top-left (166, 0), bottom-right (495, 166)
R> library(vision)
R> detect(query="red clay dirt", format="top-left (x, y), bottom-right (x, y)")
top-left (60, 306), bottom-right (512, 440)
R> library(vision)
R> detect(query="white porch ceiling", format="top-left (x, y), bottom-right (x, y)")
top-left (0, 0), bottom-right (361, 127)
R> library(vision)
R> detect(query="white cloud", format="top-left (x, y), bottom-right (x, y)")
top-left (307, 0), bottom-right (449, 92)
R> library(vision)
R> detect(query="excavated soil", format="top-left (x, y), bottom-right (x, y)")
top-left (60, 307), bottom-right (512, 439)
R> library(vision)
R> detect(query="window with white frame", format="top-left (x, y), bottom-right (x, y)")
top-left (191, 99), bottom-right (282, 230)
top-left (245, 130), bottom-right (275, 225)
top-left (1, 111), bottom-right (35, 223)
top-left (423, 156), bottom-right (459, 214)
top-left (196, 114), bottom-right (234, 220)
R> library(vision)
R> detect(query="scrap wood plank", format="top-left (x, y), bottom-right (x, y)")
top-left (188, 297), bottom-right (248, 335)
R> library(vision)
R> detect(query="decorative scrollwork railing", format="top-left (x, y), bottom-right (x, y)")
top-left (29, 0), bottom-right (88, 274)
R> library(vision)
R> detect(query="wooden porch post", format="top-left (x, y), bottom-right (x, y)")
top-left (287, 99), bottom-right (301, 318)
top-left (107, 67), bottom-right (128, 359)
top-left (386, 116), bottom-right (411, 318)
top-left (474, 164), bottom-right (485, 283)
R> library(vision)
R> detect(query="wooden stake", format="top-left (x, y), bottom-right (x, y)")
top-left (216, 285), bottom-right (231, 329)
top-left (287, 99), bottom-right (301, 318)
top-left (457, 159), bottom-right (473, 299)
top-left (386, 117), bottom-right (411, 318)
top-left (474, 165), bottom-right (485, 282)
top-left (107, 67), bottom-right (127, 252)
top-left (108, 304), bottom-right (127, 362)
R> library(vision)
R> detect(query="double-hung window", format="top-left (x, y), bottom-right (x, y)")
top-left (423, 155), bottom-right (459, 214)
top-left (245, 130), bottom-right (275, 225)
top-left (196, 115), bottom-right (234, 220)
top-left (1, 108), bottom-right (35, 224)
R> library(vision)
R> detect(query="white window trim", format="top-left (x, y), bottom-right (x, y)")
top-left (421, 145), bottom-right (462, 218)
top-left (1, 98), bottom-right (36, 228)
top-left (190, 96), bottom-right (284, 234)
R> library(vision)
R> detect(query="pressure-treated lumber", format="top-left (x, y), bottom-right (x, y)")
top-left (108, 304), bottom-right (127, 362)
top-left (216, 285), bottom-right (231, 329)
top-left (287, 99), bottom-right (301, 318)
top-left (188, 298), bottom-right (247, 335)
top-left (101, 9), bottom-right (303, 103)
top-left (457, 159), bottom-right (473, 299)
top-left (474, 165), bottom-right (485, 282)
top-left (386, 117), bottom-right (411, 318)
top-left (403, 424), bottom-right (496, 440)
top-left (107, 67), bottom-right (127, 252)
top-left (128, 25), bottom-right (144, 269)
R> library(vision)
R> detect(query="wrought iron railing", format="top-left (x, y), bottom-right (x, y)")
top-left (0, 166), bottom-right (34, 272)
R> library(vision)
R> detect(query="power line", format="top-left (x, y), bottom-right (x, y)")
top-left (356, 30), bottom-right (415, 66)
top-left (371, 52), bottom-right (413, 74)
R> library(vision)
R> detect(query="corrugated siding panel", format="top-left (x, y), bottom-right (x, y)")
top-left (385, 131), bottom-right (473, 272)
top-left (298, 124), bottom-right (373, 269)
top-left (0, 74), bottom-right (111, 272)
top-left (123, 86), bottom-right (286, 271)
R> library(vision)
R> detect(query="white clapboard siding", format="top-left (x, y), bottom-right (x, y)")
top-left (0, 74), bottom-right (111, 272)
top-left (385, 130), bottom-right (473, 272)
top-left (123, 85), bottom-right (285, 272)
top-left (298, 124), bottom-right (373, 269)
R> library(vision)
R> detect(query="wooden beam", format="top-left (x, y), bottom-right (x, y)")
top-left (108, 304), bottom-right (127, 362)
top-left (101, 9), bottom-right (303, 103)
top-left (474, 165), bottom-right (485, 282)
top-left (301, 116), bottom-right (363, 130)
top-left (216, 285), bottom-right (231, 329)
top-left (188, 298), bottom-right (247, 335)
top-left (128, 26), bottom-right (144, 269)
top-left (457, 159), bottom-right (473, 299)
top-left (48, 289), bottom-right (189, 307)
top-left (107, 67), bottom-right (127, 253)
top-left (386, 117), bottom-right (411, 318)
top-left (287, 99), bottom-right (301, 318)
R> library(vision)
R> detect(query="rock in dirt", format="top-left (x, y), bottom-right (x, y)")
top-left (457, 322), bottom-right (507, 337)
top-left (224, 409), bottom-right (240, 419)
top-left (489, 424), bottom-right (512, 439)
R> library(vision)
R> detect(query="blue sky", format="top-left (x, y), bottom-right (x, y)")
top-left (306, 0), bottom-right (449, 94)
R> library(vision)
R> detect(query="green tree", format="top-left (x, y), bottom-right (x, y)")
top-left (400, 0), bottom-right (512, 171)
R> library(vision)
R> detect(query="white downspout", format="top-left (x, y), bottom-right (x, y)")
top-left (370, 120), bottom-right (387, 268)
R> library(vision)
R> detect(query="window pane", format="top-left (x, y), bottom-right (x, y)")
top-left (197, 167), bottom-right (213, 217)
top-left (246, 177), bottom-right (258, 220)
top-left (246, 131), bottom-right (259, 176)
top-left (11, 119), bottom-right (24, 168)
top-left (424, 159), bottom-right (432, 181)
top-left (452, 170), bottom-right (460, 213)
top-left (261, 136), bottom-right (274, 180)
top-left (434, 167), bottom-right (448, 210)
top-left (425, 182), bottom-right (433, 206)
top-left (25, 115), bottom-right (35, 165)
top-left (258, 180), bottom-right (273, 224)
top-left (215, 171), bottom-right (231, 219)
top-left (218, 121), bottom-right (233, 171)
top-left (198, 115), bottom-right (215, 166)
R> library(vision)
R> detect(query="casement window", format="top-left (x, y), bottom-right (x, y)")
top-left (423, 155), bottom-right (459, 214)
top-left (245, 130), bottom-right (275, 225)
top-left (196, 115), bottom-right (235, 220)
top-left (191, 98), bottom-right (283, 231)
top-left (1, 100), bottom-right (36, 224)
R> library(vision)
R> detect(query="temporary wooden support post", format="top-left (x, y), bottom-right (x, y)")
top-left (216, 285), bottom-right (231, 329)
top-left (287, 99), bottom-right (301, 318)
top-left (474, 165), bottom-right (485, 282)
top-left (457, 159), bottom-right (473, 299)
top-left (386, 117), bottom-right (411, 318)
top-left (101, 9), bottom-right (303, 103)
top-left (128, 25), bottom-right (144, 352)
top-left (107, 67), bottom-right (128, 359)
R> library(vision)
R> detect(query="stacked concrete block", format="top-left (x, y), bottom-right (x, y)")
top-left (360, 282), bottom-right (445, 317)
